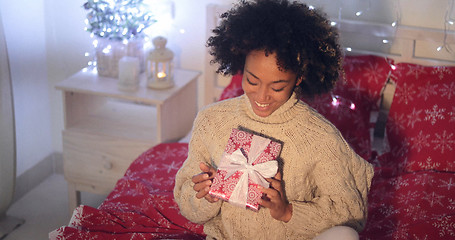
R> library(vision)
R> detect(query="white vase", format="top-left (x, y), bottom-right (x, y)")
top-left (95, 38), bottom-right (145, 78)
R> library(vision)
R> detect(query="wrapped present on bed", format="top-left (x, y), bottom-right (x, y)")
top-left (209, 128), bottom-right (282, 211)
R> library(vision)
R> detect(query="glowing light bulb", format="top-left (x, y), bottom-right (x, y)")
top-left (449, 20), bottom-right (454, 25)
top-left (355, 11), bottom-right (363, 17)
top-left (382, 39), bottom-right (389, 44)
top-left (85, 52), bottom-right (90, 57)
top-left (331, 21), bottom-right (337, 26)
top-left (437, 46), bottom-right (443, 51)
top-left (391, 65), bottom-right (397, 70)
top-left (346, 47), bottom-right (352, 52)
top-left (350, 103), bottom-right (356, 110)
top-left (309, 5), bottom-right (315, 10)
top-left (331, 97), bottom-right (339, 107)
top-left (391, 21), bottom-right (397, 27)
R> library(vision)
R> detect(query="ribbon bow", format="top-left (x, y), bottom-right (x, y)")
top-left (218, 135), bottom-right (278, 209)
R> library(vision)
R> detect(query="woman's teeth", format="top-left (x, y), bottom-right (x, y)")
top-left (255, 101), bottom-right (269, 107)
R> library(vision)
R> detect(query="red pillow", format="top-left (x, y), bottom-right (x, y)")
top-left (335, 55), bottom-right (393, 112)
top-left (218, 74), bottom-right (244, 101)
top-left (384, 63), bottom-right (455, 172)
top-left (305, 55), bottom-right (393, 160)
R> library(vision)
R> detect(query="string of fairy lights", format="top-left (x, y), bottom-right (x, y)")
top-left (83, 0), bottom-right (454, 70)
top-left (308, 0), bottom-right (454, 55)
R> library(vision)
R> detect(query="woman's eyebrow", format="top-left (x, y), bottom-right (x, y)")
top-left (246, 70), bottom-right (289, 83)
top-left (246, 70), bottom-right (260, 79)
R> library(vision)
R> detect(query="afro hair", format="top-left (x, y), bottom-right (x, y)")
top-left (207, 0), bottom-right (343, 97)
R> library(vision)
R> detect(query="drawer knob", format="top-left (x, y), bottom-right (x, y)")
top-left (103, 161), bottom-right (113, 170)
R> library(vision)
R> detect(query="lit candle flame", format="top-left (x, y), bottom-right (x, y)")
top-left (157, 72), bottom-right (166, 78)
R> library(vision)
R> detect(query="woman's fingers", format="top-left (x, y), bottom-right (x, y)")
top-left (195, 183), bottom-right (211, 199)
top-left (192, 162), bottom-right (217, 200)
top-left (199, 162), bottom-right (216, 176)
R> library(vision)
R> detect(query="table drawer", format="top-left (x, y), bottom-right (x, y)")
top-left (62, 130), bottom-right (152, 189)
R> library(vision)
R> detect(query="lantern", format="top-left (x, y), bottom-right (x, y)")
top-left (146, 36), bottom-right (174, 89)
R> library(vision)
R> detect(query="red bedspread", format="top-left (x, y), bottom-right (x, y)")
top-left (50, 143), bottom-right (205, 240)
top-left (50, 142), bottom-right (455, 240)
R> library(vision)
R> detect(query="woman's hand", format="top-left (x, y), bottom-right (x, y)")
top-left (259, 172), bottom-right (293, 222)
top-left (192, 162), bottom-right (219, 203)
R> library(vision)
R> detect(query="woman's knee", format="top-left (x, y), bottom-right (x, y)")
top-left (313, 226), bottom-right (359, 240)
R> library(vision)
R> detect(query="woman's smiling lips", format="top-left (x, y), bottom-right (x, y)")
top-left (255, 101), bottom-right (270, 108)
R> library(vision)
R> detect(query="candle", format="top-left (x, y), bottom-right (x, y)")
top-left (118, 56), bottom-right (140, 91)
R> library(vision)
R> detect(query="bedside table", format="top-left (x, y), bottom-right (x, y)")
top-left (56, 68), bottom-right (199, 213)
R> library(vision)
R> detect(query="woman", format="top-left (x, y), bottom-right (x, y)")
top-left (174, 0), bottom-right (374, 239)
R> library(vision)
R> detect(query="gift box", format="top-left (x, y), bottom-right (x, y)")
top-left (209, 128), bottom-right (282, 211)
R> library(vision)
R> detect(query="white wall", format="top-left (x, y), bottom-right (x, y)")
top-left (0, 0), bottom-right (53, 176)
top-left (0, 0), bottom-right (452, 177)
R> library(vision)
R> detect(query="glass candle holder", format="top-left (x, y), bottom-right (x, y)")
top-left (146, 36), bottom-right (174, 89)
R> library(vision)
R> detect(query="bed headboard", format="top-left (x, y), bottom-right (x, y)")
top-left (204, 3), bottom-right (455, 106)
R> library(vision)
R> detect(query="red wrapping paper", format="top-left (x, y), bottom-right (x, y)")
top-left (209, 128), bottom-right (282, 211)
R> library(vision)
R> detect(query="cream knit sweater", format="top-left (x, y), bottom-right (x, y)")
top-left (174, 93), bottom-right (374, 240)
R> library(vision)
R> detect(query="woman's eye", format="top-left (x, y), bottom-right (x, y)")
top-left (272, 87), bottom-right (285, 92)
top-left (246, 77), bottom-right (258, 86)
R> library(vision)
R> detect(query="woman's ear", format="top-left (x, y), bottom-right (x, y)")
top-left (296, 77), bottom-right (303, 86)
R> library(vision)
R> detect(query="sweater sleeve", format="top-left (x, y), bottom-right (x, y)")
top-left (173, 110), bottom-right (222, 224)
top-left (284, 132), bottom-right (374, 236)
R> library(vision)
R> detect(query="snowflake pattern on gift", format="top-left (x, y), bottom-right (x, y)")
top-left (246, 181), bottom-right (262, 209)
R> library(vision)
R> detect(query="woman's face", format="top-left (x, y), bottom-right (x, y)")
top-left (242, 50), bottom-right (301, 118)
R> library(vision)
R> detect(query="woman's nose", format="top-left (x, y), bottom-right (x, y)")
top-left (256, 85), bottom-right (269, 101)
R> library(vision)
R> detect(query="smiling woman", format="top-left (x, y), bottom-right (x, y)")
top-left (242, 50), bottom-right (301, 118)
top-left (174, 1), bottom-right (373, 239)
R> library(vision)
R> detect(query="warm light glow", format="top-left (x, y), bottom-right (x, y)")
top-left (350, 103), bottom-right (356, 110)
top-left (331, 97), bottom-right (339, 107)
top-left (157, 72), bottom-right (167, 78)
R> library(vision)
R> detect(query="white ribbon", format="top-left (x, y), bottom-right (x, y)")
top-left (218, 135), bottom-right (278, 209)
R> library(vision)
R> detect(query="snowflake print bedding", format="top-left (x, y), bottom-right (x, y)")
top-left (49, 57), bottom-right (455, 240)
